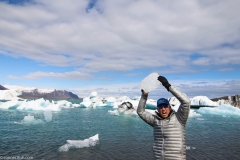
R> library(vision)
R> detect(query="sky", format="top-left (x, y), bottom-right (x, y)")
top-left (0, 0), bottom-right (240, 100)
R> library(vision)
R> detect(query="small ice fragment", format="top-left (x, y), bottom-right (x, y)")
top-left (58, 134), bottom-right (99, 152)
top-left (44, 109), bottom-right (52, 122)
top-left (186, 146), bottom-right (191, 150)
top-left (139, 72), bottom-right (162, 92)
top-left (108, 110), bottom-right (118, 115)
top-left (23, 115), bottom-right (35, 122)
top-left (22, 115), bottom-right (43, 124)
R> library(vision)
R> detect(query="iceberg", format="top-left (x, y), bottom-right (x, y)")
top-left (22, 115), bottom-right (43, 124)
top-left (89, 91), bottom-right (98, 98)
top-left (197, 104), bottom-right (240, 117)
top-left (80, 91), bottom-right (106, 108)
top-left (146, 99), bottom-right (157, 110)
top-left (189, 109), bottom-right (201, 117)
top-left (0, 100), bottom-right (23, 109)
top-left (56, 100), bottom-right (73, 109)
top-left (139, 72), bottom-right (162, 92)
top-left (23, 115), bottom-right (35, 122)
top-left (44, 109), bottom-right (52, 122)
top-left (105, 96), bottom-right (116, 102)
top-left (17, 98), bottom-right (58, 111)
top-left (0, 98), bottom-right (83, 112)
top-left (191, 96), bottom-right (218, 107)
top-left (108, 109), bottom-right (119, 115)
top-left (59, 134), bottom-right (99, 152)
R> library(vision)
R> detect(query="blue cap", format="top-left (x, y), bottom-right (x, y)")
top-left (157, 98), bottom-right (169, 106)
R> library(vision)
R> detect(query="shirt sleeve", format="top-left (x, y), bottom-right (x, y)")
top-left (169, 85), bottom-right (191, 126)
top-left (137, 93), bottom-right (154, 127)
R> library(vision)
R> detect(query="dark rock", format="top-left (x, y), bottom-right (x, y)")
top-left (0, 85), bottom-right (8, 90)
top-left (211, 95), bottom-right (240, 108)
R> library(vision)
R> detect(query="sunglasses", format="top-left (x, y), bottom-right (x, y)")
top-left (157, 104), bottom-right (169, 109)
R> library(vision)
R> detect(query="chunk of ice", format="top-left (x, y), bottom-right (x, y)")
top-left (197, 104), bottom-right (240, 117)
top-left (23, 115), bottom-right (35, 122)
top-left (22, 115), bottom-right (43, 124)
top-left (139, 72), bottom-right (162, 92)
top-left (89, 91), bottom-right (98, 98)
top-left (59, 134), bottom-right (99, 152)
top-left (44, 109), bottom-right (52, 122)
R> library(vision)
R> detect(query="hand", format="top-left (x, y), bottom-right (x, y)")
top-left (157, 76), bottom-right (171, 91)
top-left (141, 89), bottom-right (148, 96)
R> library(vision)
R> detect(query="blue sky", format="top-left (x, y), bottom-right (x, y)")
top-left (0, 0), bottom-right (240, 99)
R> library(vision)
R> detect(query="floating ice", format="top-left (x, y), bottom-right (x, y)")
top-left (44, 109), bottom-right (52, 122)
top-left (56, 100), bottom-right (72, 108)
top-left (105, 97), bottom-right (116, 102)
top-left (186, 146), bottom-right (196, 150)
top-left (191, 96), bottom-right (218, 106)
top-left (139, 72), bottom-right (162, 92)
top-left (94, 101), bottom-right (107, 107)
top-left (80, 101), bottom-right (92, 108)
top-left (0, 100), bottom-right (23, 109)
top-left (24, 115), bottom-right (35, 122)
top-left (145, 99), bottom-right (157, 110)
top-left (197, 104), bottom-right (240, 117)
top-left (189, 109), bottom-right (201, 117)
top-left (80, 91), bottom-right (107, 108)
top-left (113, 102), bottom-right (118, 109)
top-left (22, 115), bottom-right (43, 124)
top-left (89, 91), bottom-right (98, 98)
top-left (108, 109), bottom-right (119, 115)
top-left (59, 134), bottom-right (99, 152)
top-left (19, 98), bottom-right (73, 111)
top-left (0, 98), bottom-right (82, 111)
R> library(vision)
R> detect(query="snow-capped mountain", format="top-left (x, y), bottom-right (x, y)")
top-left (0, 85), bottom-right (79, 100)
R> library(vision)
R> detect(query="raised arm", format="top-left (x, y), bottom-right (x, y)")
top-left (137, 91), bottom-right (154, 127)
top-left (169, 85), bottom-right (190, 125)
top-left (158, 76), bottom-right (190, 125)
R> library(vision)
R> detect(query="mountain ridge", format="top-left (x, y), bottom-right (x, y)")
top-left (0, 85), bottom-right (81, 100)
top-left (0, 85), bottom-right (8, 90)
top-left (18, 89), bottom-right (80, 100)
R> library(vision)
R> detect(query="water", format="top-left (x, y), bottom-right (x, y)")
top-left (0, 101), bottom-right (240, 160)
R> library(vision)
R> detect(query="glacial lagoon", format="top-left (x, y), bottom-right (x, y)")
top-left (0, 99), bottom-right (240, 160)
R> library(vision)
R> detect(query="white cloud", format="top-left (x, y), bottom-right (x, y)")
top-left (0, 0), bottom-right (240, 73)
top-left (8, 71), bottom-right (92, 80)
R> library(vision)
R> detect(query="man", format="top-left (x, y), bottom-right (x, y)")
top-left (137, 76), bottom-right (190, 160)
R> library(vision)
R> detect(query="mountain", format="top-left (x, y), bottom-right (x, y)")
top-left (0, 85), bottom-right (8, 90)
top-left (18, 89), bottom-right (80, 99)
top-left (0, 85), bottom-right (80, 100)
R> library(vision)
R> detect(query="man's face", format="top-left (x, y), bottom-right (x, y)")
top-left (157, 104), bottom-right (171, 119)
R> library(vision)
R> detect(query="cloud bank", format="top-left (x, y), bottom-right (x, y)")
top-left (0, 0), bottom-right (240, 77)
top-left (70, 79), bottom-right (240, 100)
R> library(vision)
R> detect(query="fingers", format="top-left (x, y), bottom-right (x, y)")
top-left (141, 89), bottom-right (148, 95)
